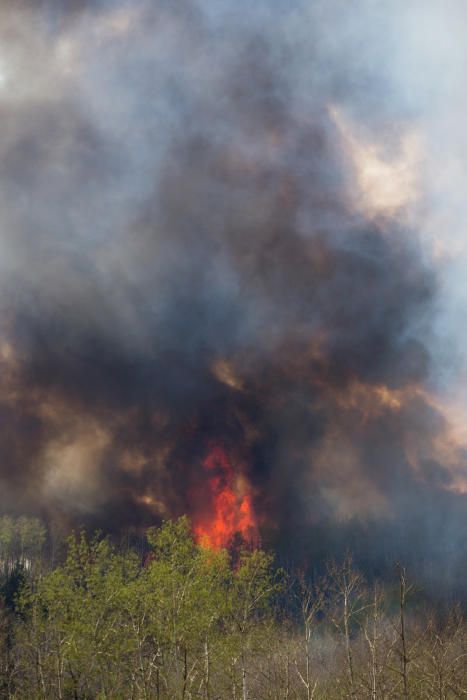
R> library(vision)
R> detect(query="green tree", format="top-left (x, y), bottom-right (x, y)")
top-left (223, 549), bottom-right (283, 700)
top-left (16, 532), bottom-right (139, 699)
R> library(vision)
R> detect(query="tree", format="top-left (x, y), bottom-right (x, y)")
top-left (223, 549), bottom-right (283, 700)
top-left (326, 555), bottom-right (367, 699)
top-left (293, 573), bottom-right (325, 700)
top-left (16, 531), bottom-right (139, 699)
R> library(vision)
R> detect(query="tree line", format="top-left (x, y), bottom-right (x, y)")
top-left (0, 515), bottom-right (464, 699)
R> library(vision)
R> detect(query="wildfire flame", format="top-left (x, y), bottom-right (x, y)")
top-left (192, 442), bottom-right (258, 550)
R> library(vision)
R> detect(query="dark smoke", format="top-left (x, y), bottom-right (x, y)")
top-left (0, 0), bottom-right (465, 595)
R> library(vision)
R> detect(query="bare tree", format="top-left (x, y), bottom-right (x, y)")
top-left (327, 555), bottom-right (368, 698)
top-left (359, 582), bottom-right (399, 700)
top-left (419, 606), bottom-right (467, 699)
top-left (396, 564), bottom-right (415, 700)
top-left (293, 573), bottom-right (325, 699)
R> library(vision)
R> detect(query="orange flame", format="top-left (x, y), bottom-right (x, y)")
top-left (193, 442), bottom-right (258, 550)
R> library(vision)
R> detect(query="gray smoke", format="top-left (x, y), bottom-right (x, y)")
top-left (0, 0), bottom-right (465, 593)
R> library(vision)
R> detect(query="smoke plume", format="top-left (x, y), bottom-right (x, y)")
top-left (0, 0), bottom-right (466, 592)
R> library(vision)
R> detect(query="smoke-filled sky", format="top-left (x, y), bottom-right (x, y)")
top-left (1, 0), bottom-right (467, 589)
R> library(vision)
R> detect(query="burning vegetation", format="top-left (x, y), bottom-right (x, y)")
top-left (0, 2), bottom-right (467, 696)
top-left (191, 442), bottom-right (258, 550)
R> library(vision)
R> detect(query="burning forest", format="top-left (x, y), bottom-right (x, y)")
top-left (0, 0), bottom-right (465, 596)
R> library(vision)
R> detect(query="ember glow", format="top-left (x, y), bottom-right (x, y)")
top-left (192, 443), bottom-right (258, 550)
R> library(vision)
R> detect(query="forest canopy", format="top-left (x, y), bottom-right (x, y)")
top-left (0, 516), bottom-right (464, 699)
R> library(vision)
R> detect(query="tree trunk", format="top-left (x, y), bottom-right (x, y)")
top-left (398, 566), bottom-right (409, 700)
top-left (182, 646), bottom-right (188, 700)
top-left (343, 590), bottom-right (355, 697)
top-left (371, 590), bottom-right (377, 700)
top-left (204, 639), bottom-right (210, 700)
top-left (241, 654), bottom-right (248, 700)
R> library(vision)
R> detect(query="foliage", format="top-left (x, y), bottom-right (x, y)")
top-left (0, 516), bottom-right (463, 698)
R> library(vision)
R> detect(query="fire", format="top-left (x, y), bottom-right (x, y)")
top-left (192, 442), bottom-right (258, 550)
